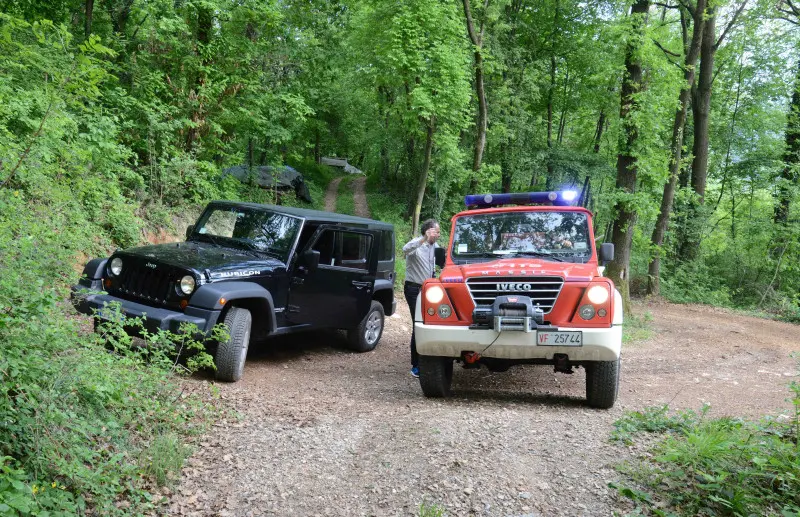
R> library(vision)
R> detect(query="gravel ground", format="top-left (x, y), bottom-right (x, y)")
top-left (167, 298), bottom-right (799, 517)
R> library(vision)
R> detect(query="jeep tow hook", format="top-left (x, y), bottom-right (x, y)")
top-left (553, 353), bottom-right (573, 374)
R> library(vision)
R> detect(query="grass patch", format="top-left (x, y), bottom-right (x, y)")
top-left (336, 175), bottom-right (356, 215)
top-left (611, 364), bottom-right (800, 516)
top-left (139, 432), bottom-right (192, 487)
top-left (623, 311), bottom-right (654, 345)
top-left (418, 501), bottom-right (447, 517)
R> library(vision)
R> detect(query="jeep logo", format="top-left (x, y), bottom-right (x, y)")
top-left (498, 282), bottom-right (531, 291)
top-left (145, 262), bottom-right (157, 269)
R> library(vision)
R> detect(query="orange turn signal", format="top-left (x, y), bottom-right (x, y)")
top-left (219, 297), bottom-right (226, 306)
top-left (179, 300), bottom-right (188, 310)
top-left (103, 279), bottom-right (112, 288)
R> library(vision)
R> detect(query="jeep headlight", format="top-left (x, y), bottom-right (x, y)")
top-left (179, 275), bottom-right (196, 295)
top-left (425, 285), bottom-right (444, 304)
top-left (110, 257), bottom-right (123, 276)
top-left (587, 285), bottom-right (609, 305)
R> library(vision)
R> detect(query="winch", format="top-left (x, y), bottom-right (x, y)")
top-left (472, 295), bottom-right (544, 332)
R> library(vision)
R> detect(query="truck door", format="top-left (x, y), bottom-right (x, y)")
top-left (287, 226), bottom-right (377, 329)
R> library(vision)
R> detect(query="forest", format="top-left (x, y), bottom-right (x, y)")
top-left (0, 0), bottom-right (798, 514)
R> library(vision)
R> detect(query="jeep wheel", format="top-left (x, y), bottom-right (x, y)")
top-left (347, 301), bottom-right (384, 352)
top-left (419, 355), bottom-right (454, 398)
top-left (215, 307), bottom-right (252, 382)
top-left (585, 358), bottom-right (620, 409)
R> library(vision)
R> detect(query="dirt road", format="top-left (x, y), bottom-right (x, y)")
top-left (169, 299), bottom-right (798, 516)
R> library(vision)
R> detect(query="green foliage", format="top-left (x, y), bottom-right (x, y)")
top-left (622, 311), bottom-right (655, 345)
top-left (418, 501), bottom-right (447, 517)
top-left (336, 175), bottom-right (355, 215)
top-left (613, 368), bottom-right (800, 516)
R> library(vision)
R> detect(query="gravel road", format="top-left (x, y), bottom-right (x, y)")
top-left (168, 299), bottom-right (799, 517)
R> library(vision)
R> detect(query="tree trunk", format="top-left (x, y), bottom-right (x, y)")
top-left (85, 0), bottom-right (94, 39)
top-left (679, 7), bottom-right (717, 261)
top-left (592, 110), bottom-right (606, 153)
top-left (463, 0), bottom-right (489, 192)
top-left (646, 3), bottom-right (706, 295)
top-left (500, 142), bottom-right (512, 193)
top-left (606, 0), bottom-right (650, 316)
top-left (186, 4), bottom-right (213, 152)
top-left (775, 57), bottom-right (800, 225)
top-left (412, 119), bottom-right (436, 237)
top-left (546, 54), bottom-right (557, 178)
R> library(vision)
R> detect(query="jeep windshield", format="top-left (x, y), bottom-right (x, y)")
top-left (190, 206), bottom-right (301, 261)
top-left (451, 211), bottom-right (592, 264)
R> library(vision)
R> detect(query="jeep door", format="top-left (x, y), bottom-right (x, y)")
top-left (287, 226), bottom-right (377, 329)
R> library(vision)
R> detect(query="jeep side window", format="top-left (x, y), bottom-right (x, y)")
top-left (340, 232), bottom-right (369, 269)
top-left (312, 230), bottom-right (371, 270)
top-left (378, 230), bottom-right (394, 261)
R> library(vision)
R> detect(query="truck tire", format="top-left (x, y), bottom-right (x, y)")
top-left (419, 355), bottom-right (454, 398)
top-left (215, 307), bottom-right (252, 382)
top-left (347, 301), bottom-right (384, 352)
top-left (585, 358), bottom-right (620, 409)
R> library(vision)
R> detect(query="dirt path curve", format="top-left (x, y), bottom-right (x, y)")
top-left (171, 301), bottom-right (799, 517)
top-left (324, 178), bottom-right (342, 212)
top-left (352, 176), bottom-right (370, 218)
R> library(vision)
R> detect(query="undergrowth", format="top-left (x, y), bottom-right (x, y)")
top-left (622, 311), bottom-right (655, 345)
top-left (611, 363), bottom-right (800, 516)
top-left (0, 195), bottom-right (221, 515)
top-left (336, 174), bottom-right (356, 215)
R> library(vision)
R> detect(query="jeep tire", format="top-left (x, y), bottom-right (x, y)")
top-left (347, 301), bottom-right (384, 352)
top-left (215, 307), bottom-right (252, 382)
top-left (585, 358), bottom-right (620, 409)
top-left (419, 355), bottom-right (454, 398)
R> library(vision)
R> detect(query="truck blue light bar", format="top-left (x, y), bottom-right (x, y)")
top-left (464, 191), bottom-right (578, 208)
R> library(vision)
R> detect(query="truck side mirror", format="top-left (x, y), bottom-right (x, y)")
top-left (434, 247), bottom-right (446, 269)
top-left (300, 249), bottom-right (320, 273)
top-left (185, 225), bottom-right (195, 240)
top-left (599, 242), bottom-right (615, 265)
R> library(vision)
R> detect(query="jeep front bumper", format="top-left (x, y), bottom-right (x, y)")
top-left (71, 286), bottom-right (221, 335)
top-left (414, 322), bottom-right (622, 362)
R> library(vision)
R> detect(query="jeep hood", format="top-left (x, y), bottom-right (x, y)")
top-left (115, 242), bottom-right (286, 280)
top-left (441, 259), bottom-right (601, 282)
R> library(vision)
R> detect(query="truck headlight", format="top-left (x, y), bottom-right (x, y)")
top-left (110, 257), bottom-right (123, 276)
top-left (179, 275), bottom-right (196, 295)
top-left (587, 285), bottom-right (609, 305)
top-left (425, 285), bottom-right (444, 304)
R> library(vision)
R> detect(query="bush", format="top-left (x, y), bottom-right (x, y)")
top-left (612, 363), bottom-right (800, 516)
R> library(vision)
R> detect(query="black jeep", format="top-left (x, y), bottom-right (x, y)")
top-left (71, 201), bottom-right (396, 381)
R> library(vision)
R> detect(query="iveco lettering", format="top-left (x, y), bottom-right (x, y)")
top-left (71, 201), bottom-right (397, 382)
top-left (413, 191), bottom-right (622, 408)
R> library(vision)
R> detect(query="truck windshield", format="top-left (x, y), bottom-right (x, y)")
top-left (191, 206), bottom-right (301, 260)
top-left (451, 211), bottom-right (592, 263)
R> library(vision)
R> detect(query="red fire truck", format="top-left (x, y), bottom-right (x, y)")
top-left (414, 191), bottom-right (622, 408)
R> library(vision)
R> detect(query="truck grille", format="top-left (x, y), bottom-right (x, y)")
top-left (466, 276), bottom-right (564, 313)
top-left (113, 264), bottom-right (174, 305)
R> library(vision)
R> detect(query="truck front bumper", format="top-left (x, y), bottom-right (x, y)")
top-left (71, 286), bottom-right (221, 335)
top-left (414, 322), bottom-right (622, 362)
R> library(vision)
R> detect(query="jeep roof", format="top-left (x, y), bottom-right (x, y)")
top-left (207, 200), bottom-right (393, 230)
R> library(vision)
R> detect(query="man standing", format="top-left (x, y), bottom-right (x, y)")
top-left (403, 219), bottom-right (440, 377)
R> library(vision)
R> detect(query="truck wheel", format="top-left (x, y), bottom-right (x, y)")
top-left (419, 355), bottom-right (454, 398)
top-left (347, 301), bottom-right (384, 352)
top-left (585, 358), bottom-right (620, 409)
top-left (215, 307), bottom-right (252, 382)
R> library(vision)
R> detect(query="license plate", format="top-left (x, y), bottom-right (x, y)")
top-left (537, 331), bottom-right (582, 346)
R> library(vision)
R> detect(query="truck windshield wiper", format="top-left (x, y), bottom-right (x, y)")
top-left (492, 250), bottom-right (566, 262)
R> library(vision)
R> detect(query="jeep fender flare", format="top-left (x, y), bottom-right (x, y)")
top-left (372, 279), bottom-right (395, 316)
top-left (82, 258), bottom-right (108, 279)
top-left (189, 281), bottom-right (277, 333)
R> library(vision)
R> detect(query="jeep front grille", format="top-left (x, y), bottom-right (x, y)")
top-left (466, 276), bottom-right (564, 313)
top-left (113, 264), bottom-right (174, 305)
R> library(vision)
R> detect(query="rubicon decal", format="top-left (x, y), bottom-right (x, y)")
top-left (212, 270), bottom-right (261, 278)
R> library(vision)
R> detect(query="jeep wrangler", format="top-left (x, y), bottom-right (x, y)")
top-left (414, 192), bottom-right (622, 408)
top-left (72, 201), bottom-right (396, 382)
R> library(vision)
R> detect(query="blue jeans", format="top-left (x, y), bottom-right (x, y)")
top-left (403, 281), bottom-right (421, 368)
